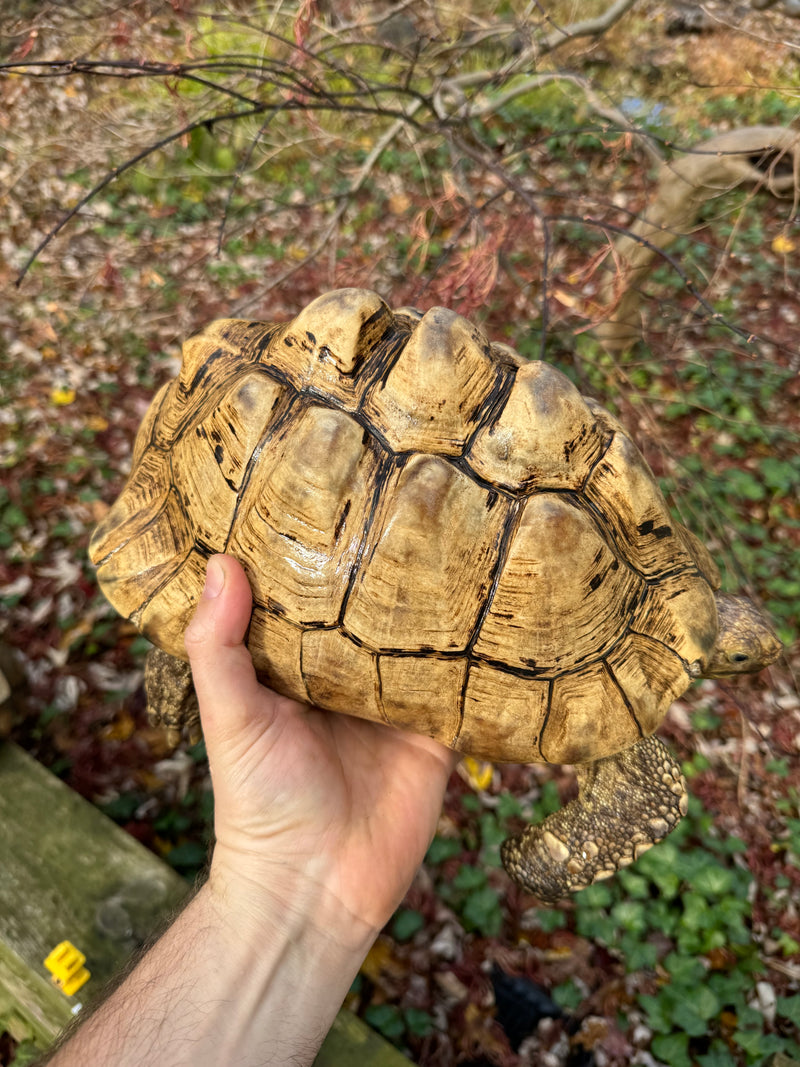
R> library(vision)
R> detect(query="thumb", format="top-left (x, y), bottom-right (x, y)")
top-left (184, 554), bottom-right (269, 742)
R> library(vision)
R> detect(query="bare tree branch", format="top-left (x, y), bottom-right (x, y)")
top-left (540, 0), bottom-right (639, 53)
top-left (594, 126), bottom-right (800, 350)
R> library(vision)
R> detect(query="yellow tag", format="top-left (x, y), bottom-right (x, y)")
top-left (44, 941), bottom-right (90, 996)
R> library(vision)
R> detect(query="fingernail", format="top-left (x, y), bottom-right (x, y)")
top-left (203, 557), bottom-right (225, 598)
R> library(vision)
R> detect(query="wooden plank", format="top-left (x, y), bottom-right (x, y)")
top-left (0, 742), bottom-right (409, 1065)
top-left (315, 1009), bottom-right (408, 1067)
top-left (0, 740), bottom-right (190, 1024)
top-left (0, 940), bottom-right (72, 1047)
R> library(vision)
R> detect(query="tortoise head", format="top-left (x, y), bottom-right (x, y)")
top-left (703, 593), bottom-right (782, 678)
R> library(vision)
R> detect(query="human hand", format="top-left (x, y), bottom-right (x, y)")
top-left (44, 555), bottom-right (455, 1066)
top-left (184, 554), bottom-right (459, 944)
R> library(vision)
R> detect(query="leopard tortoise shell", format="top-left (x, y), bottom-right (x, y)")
top-left (90, 288), bottom-right (781, 902)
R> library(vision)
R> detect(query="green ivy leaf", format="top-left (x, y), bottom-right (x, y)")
top-left (403, 1008), bottom-right (434, 1038)
top-left (392, 908), bottom-right (425, 943)
top-left (651, 1032), bottom-right (692, 1067)
top-left (426, 836), bottom-right (461, 865)
top-left (776, 995), bottom-right (800, 1027)
top-left (461, 886), bottom-right (503, 937)
top-left (364, 1003), bottom-right (405, 1042)
top-left (452, 865), bottom-right (487, 891)
top-left (664, 952), bottom-right (706, 985)
top-left (697, 1039), bottom-right (737, 1066)
top-left (639, 993), bottom-right (672, 1034)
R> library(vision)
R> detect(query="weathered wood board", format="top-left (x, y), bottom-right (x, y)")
top-left (0, 741), bottom-right (190, 1045)
top-left (0, 741), bottom-right (408, 1065)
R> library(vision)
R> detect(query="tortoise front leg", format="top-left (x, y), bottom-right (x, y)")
top-left (501, 734), bottom-right (687, 903)
top-left (144, 646), bottom-right (201, 747)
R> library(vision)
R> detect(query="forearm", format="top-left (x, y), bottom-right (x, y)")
top-left (45, 872), bottom-right (376, 1067)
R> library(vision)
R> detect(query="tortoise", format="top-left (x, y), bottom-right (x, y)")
top-left (89, 288), bottom-right (782, 903)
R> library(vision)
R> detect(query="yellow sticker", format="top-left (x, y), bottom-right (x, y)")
top-left (44, 941), bottom-right (90, 996)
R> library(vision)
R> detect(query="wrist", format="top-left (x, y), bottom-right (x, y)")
top-left (205, 846), bottom-right (380, 961)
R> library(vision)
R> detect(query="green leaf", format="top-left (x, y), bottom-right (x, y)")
top-left (551, 981), bottom-right (584, 1011)
top-left (617, 870), bottom-right (650, 899)
top-left (479, 812), bottom-right (507, 867)
top-left (694, 985), bottom-right (721, 1021)
top-left (697, 1040), bottom-right (737, 1066)
top-left (623, 938), bottom-right (660, 971)
top-left (425, 836), bottom-right (460, 865)
top-left (732, 1029), bottom-right (783, 1059)
top-left (403, 1008), bottom-right (434, 1038)
top-left (611, 899), bottom-right (647, 935)
top-left (535, 908), bottom-right (566, 933)
top-left (452, 865), bottom-right (487, 891)
top-left (496, 793), bottom-right (523, 819)
top-left (129, 635), bottom-right (154, 658)
top-left (720, 468), bottom-right (765, 502)
top-left (651, 1032), bottom-right (692, 1067)
top-left (392, 908), bottom-right (425, 942)
top-left (759, 456), bottom-right (800, 495)
top-left (575, 882), bottom-right (613, 908)
top-left (3, 504), bottom-right (27, 529)
top-left (364, 1003), bottom-right (405, 1042)
top-left (671, 992), bottom-right (717, 1037)
top-left (639, 993), bottom-right (672, 1034)
top-left (664, 952), bottom-right (706, 985)
top-left (100, 792), bottom-right (143, 821)
top-left (776, 995), bottom-right (800, 1027)
top-left (461, 887), bottom-right (503, 937)
top-left (693, 864), bottom-right (735, 898)
top-left (6, 1039), bottom-right (41, 1066)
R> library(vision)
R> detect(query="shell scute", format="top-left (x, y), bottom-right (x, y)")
top-left (460, 663), bottom-right (549, 762)
top-left (171, 371), bottom-right (284, 552)
top-left (228, 403), bottom-right (381, 627)
top-left (606, 631), bottom-right (689, 735)
top-left (542, 663), bottom-right (639, 764)
top-left (632, 571), bottom-right (718, 673)
top-left (585, 428), bottom-right (696, 579)
top-left (467, 361), bottom-right (606, 491)
top-left (362, 306), bottom-right (500, 454)
top-left (343, 454), bottom-right (510, 652)
top-left (473, 493), bottom-right (644, 675)
top-left (89, 448), bottom-right (171, 565)
top-left (151, 320), bottom-right (273, 449)
top-left (138, 549), bottom-right (208, 655)
top-left (261, 289), bottom-right (394, 409)
top-left (95, 485), bottom-right (192, 622)
top-left (302, 628), bottom-right (383, 722)
top-left (378, 654), bottom-right (466, 744)
top-left (131, 381), bottom-right (170, 467)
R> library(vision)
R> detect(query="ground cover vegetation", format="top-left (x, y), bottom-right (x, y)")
top-left (1, 1), bottom-right (799, 1063)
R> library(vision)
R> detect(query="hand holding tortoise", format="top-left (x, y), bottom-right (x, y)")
top-left (91, 289), bottom-right (781, 902)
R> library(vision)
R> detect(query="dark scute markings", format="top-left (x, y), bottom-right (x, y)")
top-left (335, 446), bottom-right (398, 633)
top-left (637, 518), bottom-right (673, 540)
top-left (603, 657), bottom-right (645, 738)
top-left (463, 496), bottom-right (525, 662)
